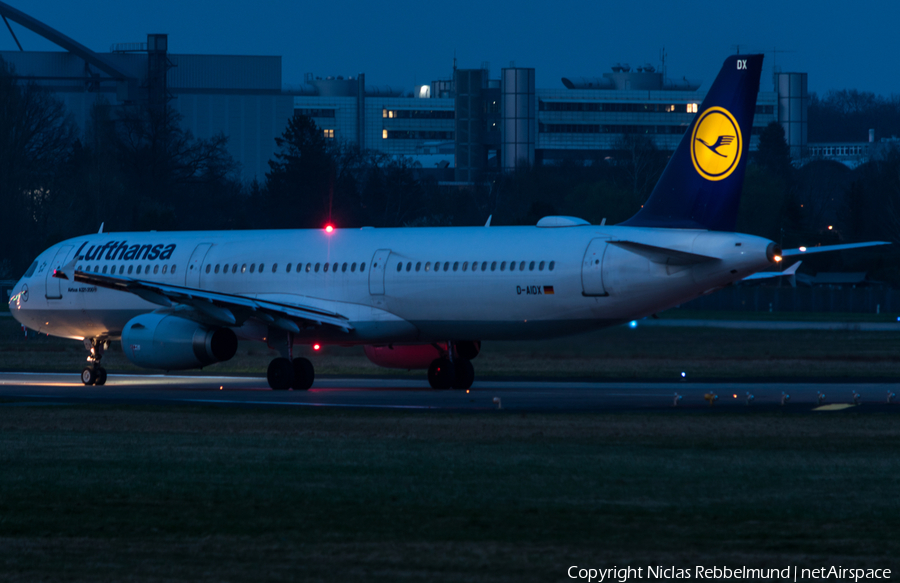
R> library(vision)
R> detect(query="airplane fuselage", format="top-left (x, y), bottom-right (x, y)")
top-left (11, 224), bottom-right (775, 345)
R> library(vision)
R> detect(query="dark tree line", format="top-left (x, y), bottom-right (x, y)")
top-left (1, 54), bottom-right (898, 283)
top-left (809, 90), bottom-right (900, 142)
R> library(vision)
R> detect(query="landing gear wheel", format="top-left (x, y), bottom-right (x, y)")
top-left (95, 367), bottom-right (108, 386)
top-left (452, 359), bottom-right (474, 390)
top-left (427, 357), bottom-right (456, 390)
top-left (267, 357), bottom-right (294, 390)
top-left (81, 367), bottom-right (97, 386)
top-left (291, 357), bottom-right (315, 391)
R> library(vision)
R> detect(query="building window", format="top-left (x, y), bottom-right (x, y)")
top-left (382, 129), bottom-right (388, 139)
top-left (687, 103), bottom-right (698, 113)
top-left (323, 129), bottom-right (334, 139)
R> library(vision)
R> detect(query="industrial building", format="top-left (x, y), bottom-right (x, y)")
top-left (0, 2), bottom-right (809, 183)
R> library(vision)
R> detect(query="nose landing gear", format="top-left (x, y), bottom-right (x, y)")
top-left (81, 338), bottom-right (108, 386)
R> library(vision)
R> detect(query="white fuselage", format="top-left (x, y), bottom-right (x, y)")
top-left (10, 225), bottom-right (775, 345)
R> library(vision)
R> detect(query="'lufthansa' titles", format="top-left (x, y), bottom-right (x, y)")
top-left (75, 240), bottom-right (177, 262)
top-left (690, 106), bottom-right (742, 181)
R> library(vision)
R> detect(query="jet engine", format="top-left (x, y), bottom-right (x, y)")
top-left (364, 341), bottom-right (480, 369)
top-left (121, 313), bottom-right (237, 370)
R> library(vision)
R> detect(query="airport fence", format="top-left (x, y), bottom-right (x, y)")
top-left (682, 286), bottom-right (900, 313)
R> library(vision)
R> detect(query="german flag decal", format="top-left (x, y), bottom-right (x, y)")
top-left (543, 286), bottom-right (555, 295)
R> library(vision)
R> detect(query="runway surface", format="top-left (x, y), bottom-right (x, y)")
top-left (0, 372), bottom-right (898, 412)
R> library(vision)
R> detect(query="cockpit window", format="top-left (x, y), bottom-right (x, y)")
top-left (23, 261), bottom-right (37, 278)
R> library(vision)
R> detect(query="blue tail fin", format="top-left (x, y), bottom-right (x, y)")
top-left (621, 54), bottom-right (763, 231)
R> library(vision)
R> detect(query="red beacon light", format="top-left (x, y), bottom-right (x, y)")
top-left (324, 225), bottom-right (334, 233)
top-left (312, 343), bottom-right (321, 351)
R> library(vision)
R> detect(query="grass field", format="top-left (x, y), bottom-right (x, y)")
top-left (0, 407), bottom-right (897, 582)
top-left (4, 316), bottom-right (900, 380)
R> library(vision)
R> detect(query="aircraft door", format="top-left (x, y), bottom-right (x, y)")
top-left (185, 243), bottom-right (212, 288)
top-left (368, 249), bottom-right (391, 295)
top-left (581, 238), bottom-right (609, 296)
top-left (45, 245), bottom-right (73, 299)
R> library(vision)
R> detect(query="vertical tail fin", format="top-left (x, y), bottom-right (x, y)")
top-left (621, 54), bottom-right (764, 231)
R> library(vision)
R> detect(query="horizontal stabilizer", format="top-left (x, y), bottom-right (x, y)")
top-left (610, 240), bottom-right (718, 266)
top-left (782, 241), bottom-right (890, 257)
top-left (743, 261), bottom-right (801, 282)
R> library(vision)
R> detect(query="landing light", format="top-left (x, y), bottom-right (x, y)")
top-left (324, 225), bottom-right (334, 233)
top-left (774, 255), bottom-right (783, 262)
top-left (629, 320), bottom-right (638, 329)
top-left (799, 246), bottom-right (807, 252)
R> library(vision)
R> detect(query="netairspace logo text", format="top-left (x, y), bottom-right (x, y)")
top-left (567, 566), bottom-right (892, 582)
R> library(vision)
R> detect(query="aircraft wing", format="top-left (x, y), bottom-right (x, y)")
top-left (781, 241), bottom-right (890, 257)
top-left (54, 268), bottom-right (353, 334)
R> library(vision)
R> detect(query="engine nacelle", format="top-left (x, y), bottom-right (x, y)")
top-left (364, 344), bottom-right (443, 369)
top-left (121, 313), bottom-right (238, 370)
top-left (364, 341), bottom-right (480, 369)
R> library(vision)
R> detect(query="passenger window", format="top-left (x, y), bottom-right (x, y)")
top-left (259, 263), bottom-right (265, 273)
top-left (482, 261), bottom-right (488, 271)
top-left (509, 262), bottom-right (516, 272)
top-left (205, 265), bottom-right (211, 274)
top-left (360, 263), bottom-right (366, 272)
top-left (102, 265), bottom-right (108, 274)
top-left (285, 263), bottom-right (291, 273)
top-left (425, 262), bottom-right (431, 271)
top-left (396, 262), bottom-right (402, 272)
top-left (434, 262), bottom-right (441, 271)
top-left (153, 265), bottom-right (159, 274)
top-left (501, 261), bottom-right (507, 271)
top-left (162, 265), bottom-right (168, 274)
top-left (462, 262), bottom-right (468, 271)
top-left (351, 262), bottom-right (357, 272)
top-left (444, 263), bottom-right (450, 272)
top-left (406, 262), bottom-right (411, 272)
top-left (214, 264), bottom-right (220, 274)
top-left (342, 263), bottom-right (347, 272)
top-left (453, 262), bottom-right (459, 271)
top-left (315, 263), bottom-right (321, 273)
top-left (232, 264), bottom-right (238, 273)
top-left (333, 262), bottom-right (338, 272)
top-left (250, 264), bottom-right (256, 273)
top-left (136, 265), bottom-right (141, 274)
top-left (306, 263), bottom-right (311, 273)
top-left (171, 265), bottom-right (177, 274)
top-left (415, 262), bottom-right (421, 272)
top-left (520, 261), bottom-right (526, 271)
top-left (120, 266), bottom-right (126, 274)
top-left (241, 264), bottom-right (247, 273)
top-left (529, 261), bottom-right (535, 271)
top-left (324, 263), bottom-right (329, 273)
top-left (491, 261), bottom-right (497, 271)
top-left (76, 265), bottom-right (82, 272)
top-left (128, 265), bottom-right (133, 275)
top-left (549, 261), bottom-right (555, 271)
top-left (539, 261), bottom-right (545, 271)
top-left (274, 263), bottom-right (280, 273)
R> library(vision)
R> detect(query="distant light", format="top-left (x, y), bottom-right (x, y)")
top-left (629, 320), bottom-right (638, 328)
top-left (827, 225), bottom-right (833, 230)
top-left (220, 386), bottom-right (223, 390)
top-left (680, 372), bottom-right (686, 378)
top-left (313, 343), bottom-right (321, 351)
top-left (324, 225), bottom-right (334, 233)
top-left (733, 394), bottom-right (737, 398)
top-left (799, 246), bottom-right (807, 252)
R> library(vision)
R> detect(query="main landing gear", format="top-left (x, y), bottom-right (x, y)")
top-left (427, 341), bottom-right (478, 391)
top-left (266, 330), bottom-right (314, 391)
top-left (81, 338), bottom-right (108, 386)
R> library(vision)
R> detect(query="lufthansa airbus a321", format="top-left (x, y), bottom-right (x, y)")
top-left (9, 55), bottom-right (887, 390)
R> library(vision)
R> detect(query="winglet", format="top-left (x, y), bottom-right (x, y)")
top-left (485, 215), bottom-right (492, 227)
